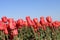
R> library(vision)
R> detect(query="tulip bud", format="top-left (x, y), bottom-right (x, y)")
top-left (26, 16), bottom-right (33, 26)
top-left (17, 19), bottom-right (24, 26)
top-left (7, 18), bottom-right (14, 23)
top-left (23, 21), bottom-right (28, 27)
top-left (11, 29), bottom-right (18, 36)
top-left (52, 21), bottom-right (60, 28)
top-left (3, 28), bottom-right (8, 34)
top-left (1, 16), bottom-right (7, 23)
top-left (0, 21), bottom-right (4, 30)
top-left (26, 16), bottom-right (30, 20)
top-left (8, 22), bottom-right (16, 30)
top-left (33, 18), bottom-right (38, 24)
top-left (33, 18), bottom-right (41, 27)
top-left (8, 18), bottom-right (16, 30)
top-left (40, 16), bottom-right (46, 25)
top-left (46, 16), bottom-right (52, 23)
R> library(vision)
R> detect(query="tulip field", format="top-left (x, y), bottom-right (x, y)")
top-left (0, 16), bottom-right (60, 40)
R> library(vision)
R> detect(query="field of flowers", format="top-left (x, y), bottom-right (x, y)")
top-left (0, 16), bottom-right (60, 40)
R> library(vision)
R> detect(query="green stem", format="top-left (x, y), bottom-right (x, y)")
top-left (13, 36), bottom-right (19, 40)
top-left (30, 26), bottom-right (38, 40)
top-left (51, 28), bottom-right (57, 40)
top-left (18, 29), bottom-right (23, 40)
top-left (45, 27), bottom-right (52, 40)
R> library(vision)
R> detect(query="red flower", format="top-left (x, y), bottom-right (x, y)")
top-left (48, 23), bottom-right (53, 28)
top-left (1, 16), bottom-right (7, 23)
top-left (33, 18), bottom-right (41, 30)
top-left (33, 18), bottom-right (38, 24)
top-left (26, 16), bottom-right (33, 26)
top-left (17, 19), bottom-right (24, 26)
top-left (3, 23), bottom-right (7, 30)
top-left (40, 16), bottom-right (46, 26)
top-left (33, 18), bottom-right (41, 27)
top-left (45, 22), bottom-right (49, 27)
top-left (46, 16), bottom-right (52, 23)
top-left (52, 21), bottom-right (60, 28)
top-left (3, 28), bottom-right (8, 34)
top-left (42, 25), bottom-right (46, 30)
top-left (31, 20), bottom-right (35, 26)
top-left (26, 16), bottom-right (30, 20)
top-left (7, 18), bottom-right (14, 23)
top-left (8, 18), bottom-right (16, 30)
top-left (23, 21), bottom-right (28, 27)
top-left (11, 29), bottom-right (18, 36)
top-left (8, 22), bottom-right (16, 30)
top-left (17, 19), bottom-right (24, 29)
top-left (0, 21), bottom-right (4, 30)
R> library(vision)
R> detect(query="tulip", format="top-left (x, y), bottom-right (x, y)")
top-left (40, 16), bottom-right (46, 25)
top-left (16, 19), bottom-right (24, 29)
top-left (3, 28), bottom-right (8, 35)
top-left (40, 16), bottom-right (46, 30)
top-left (7, 18), bottom-right (14, 22)
top-left (11, 29), bottom-right (18, 36)
top-left (23, 20), bottom-right (28, 27)
top-left (1, 16), bottom-right (7, 23)
top-left (26, 16), bottom-right (30, 20)
top-left (3, 23), bottom-right (8, 34)
top-left (52, 21), bottom-right (60, 28)
top-left (17, 19), bottom-right (24, 26)
top-left (8, 18), bottom-right (16, 30)
top-left (0, 21), bottom-right (4, 30)
top-left (26, 16), bottom-right (33, 26)
top-left (8, 23), bottom-right (16, 30)
top-left (33, 18), bottom-right (41, 30)
top-left (31, 20), bottom-right (35, 26)
top-left (46, 16), bottom-right (52, 23)
top-left (33, 18), bottom-right (38, 24)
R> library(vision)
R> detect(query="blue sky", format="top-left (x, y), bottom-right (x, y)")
top-left (0, 0), bottom-right (60, 20)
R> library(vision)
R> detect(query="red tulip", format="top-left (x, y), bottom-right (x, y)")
top-left (23, 21), bottom-right (28, 27)
top-left (26, 16), bottom-right (30, 20)
top-left (40, 16), bottom-right (46, 26)
top-left (48, 23), bottom-right (53, 28)
top-left (3, 28), bottom-right (8, 34)
top-left (26, 16), bottom-right (33, 26)
top-left (8, 18), bottom-right (16, 30)
top-left (17, 19), bottom-right (24, 26)
top-left (8, 22), bottom-right (16, 30)
top-left (7, 18), bottom-right (14, 23)
top-left (0, 21), bottom-right (4, 30)
top-left (52, 21), bottom-right (60, 28)
top-left (46, 16), bottom-right (52, 23)
top-left (59, 22), bottom-right (60, 26)
top-left (33, 18), bottom-right (38, 24)
top-left (33, 18), bottom-right (41, 27)
top-left (1, 16), bottom-right (7, 23)
top-left (31, 20), bottom-right (37, 28)
top-left (17, 19), bottom-right (24, 29)
top-left (31, 20), bottom-right (35, 26)
top-left (11, 29), bottom-right (18, 36)
top-left (45, 22), bottom-right (49, 27)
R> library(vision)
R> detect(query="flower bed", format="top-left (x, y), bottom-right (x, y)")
top-left (0, 16), bottom-right (60, 40)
